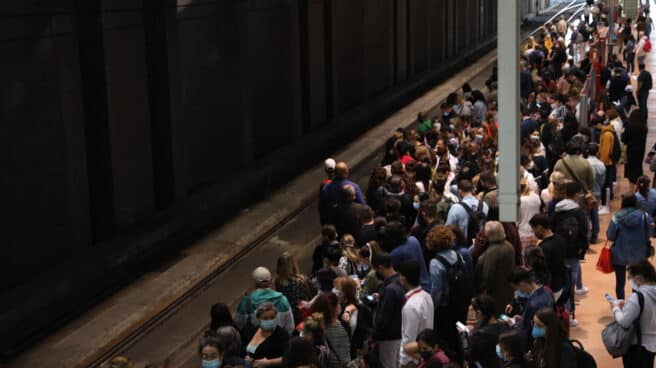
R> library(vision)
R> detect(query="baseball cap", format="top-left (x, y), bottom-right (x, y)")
top-left (252, 267), bottom-right (272, 284)
top-left (324, 158), bottom-right (336, 171)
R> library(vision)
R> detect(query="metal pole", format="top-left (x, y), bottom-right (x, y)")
top-left (498, 0), bottom-right (520, 222)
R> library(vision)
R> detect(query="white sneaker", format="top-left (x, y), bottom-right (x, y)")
top-left (569, 318), bottom-right (579, 327)
top-left (575, 287), bottom-right (589, 295)
top-left (598, 206), bottom-right (610, 215)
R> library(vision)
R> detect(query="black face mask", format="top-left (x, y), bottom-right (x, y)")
top-left (420, 351), bottom-right (433, 360)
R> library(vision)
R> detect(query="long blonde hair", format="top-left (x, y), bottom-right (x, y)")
top-left (275, 252), bottom-right (304, 288)
top-left (341, 234), bottom-right (358, 262)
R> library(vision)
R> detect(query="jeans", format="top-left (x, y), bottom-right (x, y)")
top-left (623, 344), bottom-right (656, 368)
top-left (565, 258), bottom-right (582, 316)
top-left (614, 264), bottom-right (627, 300)
top-left (589, 202), bottom-right (600, 242)
top-left (602, 165), bottom-right (617, 205)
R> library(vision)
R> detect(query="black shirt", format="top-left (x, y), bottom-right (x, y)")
top-left (374, 274), bottom-right (405, 341)
top-left (357, 224), bottom-right (378, 248)
top-left (539, 234), bottom-right (567, 293)
top-left (638, 70), bottom-right (653, 96)
top-left (465, 322), bottom-right (511, 368)
top-left (249, 326), bottom-right (290, 360)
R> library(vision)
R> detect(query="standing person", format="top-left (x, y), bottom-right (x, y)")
top-left (637, 62), bottom-right (652, 121)
top-left (399, 261), bottom-right (435, 368)
top-left (275, 253), bottom-right (312, 326)
top-left (385, 221), bottom-right (431, 292)
top-left (623, 110), bottom-right (649, 192)
top-left (552, 182), bottom-right (589, 301)
top-left (636, 176), bottom-right (656, 216)
top-left (310, 294), bottom-right (351, 368)
top-left (372, 253), bottom-right (406, 368)
top-left (497, 330), bottom-right (531, 368)
top-left (518, 180), bottom-right (542, 250)
top-left (334, 276), bottom-right (372, 358)
top-left (319, 162), bottom-right (365, 225)
top-left (461, 295), bottom-right (511, 368)
top-left (475, 221), bottom-right (516, 316)
top-left (506, 268), bottom-right (554, 347)
top-left (608, 259), bottom-right (656, 368)
top-left (598, 120), bottom-right (619, 210)
top-left (236, 267), bottom-right (295, 339)
top-left (245, 303), bottom-right (290, 368)
top-left (529, 214), bottom-right (567, 302)
top-left (606, 194), bottom-right (653, 299)
top-left (529, 308), bottom-right (577, 368)
top-left (553, 139), bottom-right (595, 194)
top-left (585, 143), bottom-right (606, 243)
top-left (332, 185), bottom-right (364, 238)
top-left (445, 179), bottom-right (489, 243)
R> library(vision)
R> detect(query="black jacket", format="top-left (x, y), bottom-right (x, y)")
top-left (374, 274), bottom-right (405, 341)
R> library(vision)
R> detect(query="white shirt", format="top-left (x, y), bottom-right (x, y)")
top-left (610, 117), bottom-right (624, 140)
top-left (400, 287), bottom-right (435, 365)
top-left (519, 192), bottom-right (542, 238)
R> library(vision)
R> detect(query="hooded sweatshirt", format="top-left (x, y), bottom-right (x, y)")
top-left (598, 124), bottom-right (616, 165)
top-left (235, 288), bottom-right (295, 335)
top-left (613, 285), bottom-right (656, 352)
top-left (607, 208), bottom-right (652, 266)
top-left (552, 199), bottom-right (589, 258)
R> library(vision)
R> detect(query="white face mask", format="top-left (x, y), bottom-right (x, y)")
top-left (629, 278), bottom-right (640, 290)
top-left (332, 288), bottom-right (341, 297)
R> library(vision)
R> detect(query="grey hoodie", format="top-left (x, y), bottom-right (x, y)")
top-left (613, 285), bottom-right (656, 352)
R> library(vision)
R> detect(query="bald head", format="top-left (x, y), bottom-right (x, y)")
top-left (335, 162), bottom-right (349, 179)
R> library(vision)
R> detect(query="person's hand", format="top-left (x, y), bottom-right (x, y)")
top-left (245, 356), bottom-right (254, 363)
top-left (253, 359), bottom-right (270, 368)
top-left (342, 311), bottom-right (351, 323)
top-left (372, 293), bottom-right (380, 301)
top-left (614, 300), bottom-right (626, 309)
top-left (505, 304), bottom-right (513, 315)
top-left (513, 315), bottom-right (523, 325)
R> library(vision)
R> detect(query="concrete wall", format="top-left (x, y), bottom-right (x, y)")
top-left (0, 0), bottom-right (497, 357)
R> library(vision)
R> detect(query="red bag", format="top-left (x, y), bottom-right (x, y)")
top-left (596, 241), bottom-right (614, 274)
top-left (644, 38), bottom-right (652, 52)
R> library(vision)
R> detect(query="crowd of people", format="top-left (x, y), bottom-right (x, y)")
top-left (105, 2), bottom-right (656, 368)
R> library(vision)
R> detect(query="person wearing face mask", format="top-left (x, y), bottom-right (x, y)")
top-left (371, 252), bottom-right (406, 368)
top-left (528, 308), bottom-right (577, 368)
top-left (245, 303), bottom-right (290, 368)
top-left (434, 139), bottom-right (458, 173)
top-left (200, 327), bottom-right (251, 368)
top-left (461, 295), bottom-right (510, 368)
top-left (608, 259), bottom-right (656, 367)
top-left (496, 330), bottom-right (530, 368)
top-left (505, 268), bottom-right (554, 348)
top-left (529, 214), bottom-right (567, 303)
top-left (310, 294), bottom-right (351, 368)
top-left (399, 261), bottom-right (434, 368)
top-left (401, 329), bottom-right (454, 368)
top-left (607, 194), bottom-right (653, 300)
top-left (475, 221), bottom-right (516, 315)
top-left (334, 276), bottom-right (373, 358)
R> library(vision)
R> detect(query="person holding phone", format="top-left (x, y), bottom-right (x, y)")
top-left (460, 295), bottom-right (510, 368)
top-left (608, 259), bottom-right (656, 367)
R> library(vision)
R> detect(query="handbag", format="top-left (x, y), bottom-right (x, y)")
top-left (602, 292), bottom-right (644, 357)
top-left (560, 158), bottom-right (598, 210)
top-left (596, 241), bottom-right (614, 274)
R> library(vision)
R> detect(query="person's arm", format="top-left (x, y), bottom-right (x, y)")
top-left (613, 293), bottom-right (641, 328)
top-left (235, 297), bottom-right (250, 330)
top-left (606, 219), bottom-right (618, 241)
top-left (429, 260), bottom-right (444, 306)
top-left (444, 204), bottom-right (459, 226)
top-left (279, 308), bottom-right (295, 335)
top-left (354, 184), bottom-right (365, 204)
top-left (401, 307), bottom-right (420, 355)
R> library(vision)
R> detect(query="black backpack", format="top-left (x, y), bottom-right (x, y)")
top-left (569, 340), bottom-right (597, 368)
top-left (435, 253), bottom-right (474, 319)
top-left (554, 212), bottom-right (582, 257)
top-left (458, 201), bottom-right (486, 245)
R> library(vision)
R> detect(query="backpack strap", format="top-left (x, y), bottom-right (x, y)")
top-left (561, 158), bottom-right (590, 192)
top-left (635, 291), bottom-right (645, 346)
top-left (324, 334), bottom-right (344, 367)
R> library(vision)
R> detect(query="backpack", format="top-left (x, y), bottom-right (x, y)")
top-left (602, 291), bottom-right (644, 357)
top-left (434, 253), bottom-right (475, 319)
top-left (569, 340), bottom-right (597, 368)
top-left (458, 201), bottom-right (486, 245)
top-left (644, 38), bottom-right (652, 52)
top-left (553, 212), bottom-right (582, 257)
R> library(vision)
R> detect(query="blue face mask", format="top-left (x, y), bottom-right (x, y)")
top-left (413, 202), bottom-right (420, 210)
top-left (496, 344), bottom-right (504, 360)
top-left (202, 359), bottom-right (221, 368)
top-left (532, 325), bottom-right (546, 339)
top-left (515, 290), bottom-right (529, 299)
top-left (260, 319), bottom-right (276, 331)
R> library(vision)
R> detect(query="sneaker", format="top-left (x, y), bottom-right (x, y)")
top-left (598, 206), bottom-right (610, 215)
top-left (569, 318), bottom-right (579, 327)
top-left (575, 287), bottom-right (589, 295)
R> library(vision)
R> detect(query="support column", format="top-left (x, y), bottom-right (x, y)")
top-left (497, 0), bottom-right (520, 222)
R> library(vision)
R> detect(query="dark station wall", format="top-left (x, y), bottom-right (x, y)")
top-left (0, 0), bottom-right (497, 357)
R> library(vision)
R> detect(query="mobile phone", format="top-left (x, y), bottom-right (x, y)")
top-left (455, 321), bottom-right (469, 332)
top-left (366, 295), bottom-right (375, 302)
top-left (500, 314), bottom-right (515, 325)
top-left (605, 293), bottom-right (617, 303)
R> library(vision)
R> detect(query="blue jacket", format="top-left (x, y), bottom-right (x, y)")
top-left (519, 286), bottom-right (554, 347)
top-left (374, 274), bottom-right (405, 341)
top-left (319, 178), bottom-right (364, 224)
top-left (636, 190), bottom-right (656, 216)
top-left (607, 208), bottom-right (652, 266)
top-left (390, 236), bottom-right (431, 292)
top-left (429, 249), bottom-right (458, 307)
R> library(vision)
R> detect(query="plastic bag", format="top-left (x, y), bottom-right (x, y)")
top-left (596, 241), bottom-right (613, 274)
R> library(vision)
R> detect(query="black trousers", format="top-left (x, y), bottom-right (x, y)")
top-left (623, 345), bottom-right (655, 368)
